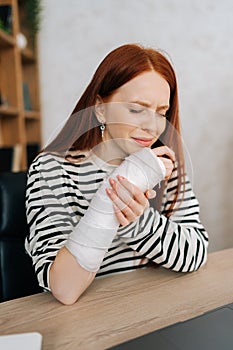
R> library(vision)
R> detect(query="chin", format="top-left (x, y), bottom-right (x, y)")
top-left (112, 138), bottom-right (151, 159)
top-left (122, 141), bottom-right (144, 156)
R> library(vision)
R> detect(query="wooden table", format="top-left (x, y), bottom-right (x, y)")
top-left (1, 248), bottom-right (233, 349)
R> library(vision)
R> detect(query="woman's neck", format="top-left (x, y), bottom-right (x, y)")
top-left (91, 141), bottom-right (126, 165)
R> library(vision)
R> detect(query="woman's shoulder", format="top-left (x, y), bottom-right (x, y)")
top-left (28, 149), bottom-right (95, 175)
top-left (29, 151), bottom-right (64, 171)
top-left (32, 150), bottom-right (90, 166)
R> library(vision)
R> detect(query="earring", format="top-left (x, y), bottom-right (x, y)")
top-left (100, 122), bottom-right (105, 140)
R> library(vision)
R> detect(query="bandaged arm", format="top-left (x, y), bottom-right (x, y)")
top-left (65, 148), bottom-right (166, 272)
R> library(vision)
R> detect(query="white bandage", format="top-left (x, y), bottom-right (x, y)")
top-left (65, 148), bottom-right (165, 271)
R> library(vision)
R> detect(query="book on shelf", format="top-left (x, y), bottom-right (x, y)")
top-left (0, 94), bottom-right (8, 107)
top-left (23, 82), bottom-right (32, 111)
top-left (12, 143), bottom-right (22, 171)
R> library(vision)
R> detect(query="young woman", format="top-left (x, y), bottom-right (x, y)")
top-left (25, 44), bottom-right (209, 305)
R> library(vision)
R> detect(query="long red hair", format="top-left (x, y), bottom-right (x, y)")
top-left (44, 44), bottom-right (185, 214)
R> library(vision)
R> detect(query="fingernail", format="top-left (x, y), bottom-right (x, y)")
top-left (106, 188), bottom-right (114, 195)
top-left (117, 175), bottom-right (125, 181)
top-left (109, 178), bottom-right (116, 185)
top-left (146, 190), bottom-right (156, 199)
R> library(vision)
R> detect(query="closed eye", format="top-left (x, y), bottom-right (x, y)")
top-left (129, 108), bottom-right (144, 114)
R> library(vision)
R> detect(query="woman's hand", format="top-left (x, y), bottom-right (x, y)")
top-left (106, 175), bottom-right (156, 226)
top-left (151, 146), bottom-right (175, 180)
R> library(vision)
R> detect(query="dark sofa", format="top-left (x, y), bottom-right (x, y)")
top-left (0, 171), bottom-right (42, 302)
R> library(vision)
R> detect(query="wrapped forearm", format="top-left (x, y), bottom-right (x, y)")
top-left (65, 148), bottom-right (166, 271)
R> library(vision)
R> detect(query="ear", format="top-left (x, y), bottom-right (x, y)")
top-left (95, 95), bottom-right (106, 123)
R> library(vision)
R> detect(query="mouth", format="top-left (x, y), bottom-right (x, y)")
top-left (131, 137), bottom-right (153, 147)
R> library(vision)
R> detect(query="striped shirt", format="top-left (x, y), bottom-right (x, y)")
top-left (25, 151), bottom-right (209, 290)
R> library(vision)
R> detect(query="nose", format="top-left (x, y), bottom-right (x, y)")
top-left (140, 111), bottom-right (162, 134)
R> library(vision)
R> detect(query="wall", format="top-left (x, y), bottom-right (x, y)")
top-left (38, 0), bottom-right (233, 252)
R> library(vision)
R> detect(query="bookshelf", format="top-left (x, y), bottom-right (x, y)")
top-left (0, 0), bottom-right (41, 171)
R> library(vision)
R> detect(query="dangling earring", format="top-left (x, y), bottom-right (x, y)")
top-left (100, 122), bottom-right (105, 140)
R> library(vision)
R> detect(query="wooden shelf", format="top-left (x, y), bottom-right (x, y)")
top-left (21, 47), bottom-right (36, 63)
top-left (0, 1), bottom-right (41, 170)
top-left (0, 29), bottom-right (15, 48)
top-left (24, 110), bottom-right (40, 120)
top-left (0, 106), bottom-right (18, 117)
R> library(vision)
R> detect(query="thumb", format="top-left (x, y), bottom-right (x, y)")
top-left (145, 189), bottom-right (156, 199)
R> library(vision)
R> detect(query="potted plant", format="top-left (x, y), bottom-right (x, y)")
top-left (19, 0), bottom-right (42, 48)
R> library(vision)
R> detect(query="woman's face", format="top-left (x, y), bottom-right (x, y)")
top-left (95, 70), bottom-right (170, 164)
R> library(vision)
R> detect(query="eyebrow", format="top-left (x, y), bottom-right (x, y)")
top-left (129, 100), bottom-right (169, 111)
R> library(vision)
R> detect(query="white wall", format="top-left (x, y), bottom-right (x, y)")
top-left (38, 0), bottom-right (233, 252)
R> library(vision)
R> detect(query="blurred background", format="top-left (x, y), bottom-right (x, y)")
top-left (38, 0), bottom-right (233, 252)
top-left (1, 0), bottom-right (232, 252)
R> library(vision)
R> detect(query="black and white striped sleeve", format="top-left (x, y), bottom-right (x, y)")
top-left (25, 154), bottom-right (86, 290)
top-left (119, 170), bottom-right (209, 272)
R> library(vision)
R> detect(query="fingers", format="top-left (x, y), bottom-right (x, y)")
top-left (106, 176), bottom-right (150, 226)
top-left (151, 146), bottom-right (175, 180)
top-left (159, 157), bottom-right (174, 180)
top-left (113, 204), bottom-right (133, 227)
top-left (145, 189), bottom-right (156, 199)
top-left (116, 175), bottom-right (148, 208)
top-left (106, 187), bottom-right (140, 225)
top-left (107, 177), bottom-right (147, 216)
top-left (151, 146), bottom-right (176, 163)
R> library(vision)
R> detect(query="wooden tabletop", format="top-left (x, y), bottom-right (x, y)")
top-left (0, 248), bottom-right (233, 350)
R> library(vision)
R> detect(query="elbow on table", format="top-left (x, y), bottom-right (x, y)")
top-left (162, 247), bottom-right (208, 273)
top-left (51, 288), bottom-right (81, 305)
top-left (177, 251), bottom-right (208, 273)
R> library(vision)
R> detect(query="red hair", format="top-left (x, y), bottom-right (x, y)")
top-left (44, 44), bottom-right (185, 213)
